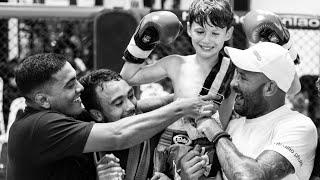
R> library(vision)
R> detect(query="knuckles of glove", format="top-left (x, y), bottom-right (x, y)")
top-left (243, 9), bottom-right (290, 45)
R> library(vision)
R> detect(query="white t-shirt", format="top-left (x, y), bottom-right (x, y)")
top-left (225, 105), bottom-right (318, 180)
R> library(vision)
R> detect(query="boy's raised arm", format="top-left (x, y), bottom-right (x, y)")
top-left (120, 11), bottom-right (182, 85)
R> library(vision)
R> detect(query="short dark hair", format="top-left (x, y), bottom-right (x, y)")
top-left (15, 53), bottom-right (69, 96)
top-left (79, 69), bottom-right (122, 111)
top-left (188, 0), bottom-right (234, 29)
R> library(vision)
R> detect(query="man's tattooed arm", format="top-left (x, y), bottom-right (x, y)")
top-left (216, 138), bottom-right (294, 180)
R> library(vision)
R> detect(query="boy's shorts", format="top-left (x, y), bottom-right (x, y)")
top-left (153, 128), bottom-right (221, 179)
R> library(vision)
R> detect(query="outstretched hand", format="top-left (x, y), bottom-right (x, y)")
top-left (176, 93), bottom-right (218, 119)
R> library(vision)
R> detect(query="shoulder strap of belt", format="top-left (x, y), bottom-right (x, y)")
top-left (199, 54), bottom-right (235, 98)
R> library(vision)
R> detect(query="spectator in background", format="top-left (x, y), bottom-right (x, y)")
top-left (161, 0), bottom-right (181, 9)
top-left (53, 36), bottom-right (88, 77)
top-left (0, 58), bottom-right (20, 129)
top-left (144, 0), bottom-right (155, 8)
top-left (311, 76), bottom-right (320, 180)
top-left (291, 75), bottom-right (320, 127)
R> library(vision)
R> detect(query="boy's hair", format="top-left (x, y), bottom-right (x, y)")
top-left (188, 0), bottom-right (234, 29)
top-left (79, 69), bottom-right (122, 111)
top-left (15, 53), bottom-right (68, 97)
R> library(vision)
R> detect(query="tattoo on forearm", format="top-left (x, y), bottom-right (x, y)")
top-left (257, 150), bottom-right (294, 179)
top-left (216, 138), bottom-right (265, 179)
top-left (216, 139), bottom-right (294, 180)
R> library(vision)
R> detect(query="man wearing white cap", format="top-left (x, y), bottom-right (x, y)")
top-left (198, 42), bottom-right (318, 179)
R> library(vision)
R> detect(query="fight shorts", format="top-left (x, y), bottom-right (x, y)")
top-left (153, 128), bottom-right (220, 179)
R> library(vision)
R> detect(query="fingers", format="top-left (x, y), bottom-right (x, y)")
top-left (97, 161), bottom-right (121, 171)
top-left (181, 146), bottom-right (203, 171)
top-left (97, 165), bottom-right (125, 180)
top-left (187, 156), bottom-right (205, 170)
top-left (178, 95), bottom-right (219, 119)
top-left (199, 93), bottom-right (214, 101)
top-left (98, 153), bottom-right (120, 164)
top-left (181, 157), bottom-right (206, 180)
top-left (191, 168), bottom-right (206, 180)
top-left (193, 144), bottom-right (201, 152)
top-left (201, 104), bottom-right (215, 111)
top-left (98, 171), bottom-right (124, 180)
top-left (181, 148), bottom-right (200, 162)
top-left (199, 104), bottom-right (217, 117)
top-left (199, 93), bottom-right (224, 104)
top-left (180, 144), bottom-right (209, 180)
top-left (98, 166), bottom-right (124, 174)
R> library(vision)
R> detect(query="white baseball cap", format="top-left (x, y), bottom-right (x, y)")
top-left (224, 42), bottom-right (301, 96)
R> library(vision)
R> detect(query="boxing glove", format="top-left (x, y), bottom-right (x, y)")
top-left (243, 9), bottom-right (300, 64)
top-left (123, 11), bottom-right (183, 64)
top-left (243, 9), bottom-right (289, 45)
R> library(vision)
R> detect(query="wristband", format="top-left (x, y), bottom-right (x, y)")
top-left (211, 131), bottom-right (232, 146)
top-left (122, 50), bottom-right (146, 64)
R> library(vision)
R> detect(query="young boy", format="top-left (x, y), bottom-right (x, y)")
top-left (121, 0), bottom-right (235, 178)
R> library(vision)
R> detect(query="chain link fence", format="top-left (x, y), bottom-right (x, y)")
top-left (0, 5), bottom-right (104, 130)
top-left (0, 5), bottom-right (105, 178)
top-left (279, 14), bottom-right (320, 128)
top-left (290, 29), bottom-right (320, 76)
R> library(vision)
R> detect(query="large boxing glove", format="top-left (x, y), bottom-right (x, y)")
top-left (243, 9), bottom-right (289, 45)
top-left (243, 9), bottom-right (300, 64)
top-left (123, 11), bottom-right (183, 64)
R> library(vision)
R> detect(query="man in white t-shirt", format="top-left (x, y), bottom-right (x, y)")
top-left (197, 42), bottom-right (318, 180)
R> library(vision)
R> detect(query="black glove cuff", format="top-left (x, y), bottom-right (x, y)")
top-left (122, 50), bottom-right (146, 64)
top-left (211, 131), bottom-right (232, 147)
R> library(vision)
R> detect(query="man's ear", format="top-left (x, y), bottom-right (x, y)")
top-left (89, 109), bottom-right (104, 122)
top-left (264, 81), bottom-right (278, 97)
top-left (34, 93), bottom-right (50, 109)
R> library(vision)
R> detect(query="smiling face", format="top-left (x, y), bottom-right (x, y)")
top-left (45, 62), bottom-right (84, 116)
top-left (95, 79), bottom-right (137, 122)
top-left (187, 19), bottom-right (233, 60)
top-left (231, 68), bottom-right (270, 119)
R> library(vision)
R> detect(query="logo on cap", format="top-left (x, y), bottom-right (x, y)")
top-left (253, 50), bottom-right (262, 61)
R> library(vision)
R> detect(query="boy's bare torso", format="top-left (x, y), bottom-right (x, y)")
top-left (166, 54), bottom-right (217, 131)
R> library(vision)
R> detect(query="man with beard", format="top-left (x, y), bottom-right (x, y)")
top-left (7, 53), bottom-right (215, 180)
top-left (195, 42), bottom-right (318, 180)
